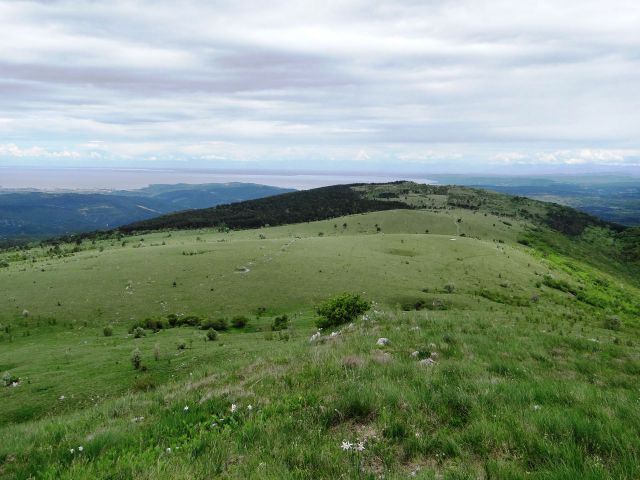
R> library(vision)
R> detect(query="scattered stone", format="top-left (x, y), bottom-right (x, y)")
top-left (309, 332), bottom-right (322, 343)
top-left (410, 351), bottom-right (420, 358)
top-left (418, 358), bottom-right (436, 367)
top-left (376, 337), bottom-right (390, 346)
top-left (430, 352), bottom-right (439, 361)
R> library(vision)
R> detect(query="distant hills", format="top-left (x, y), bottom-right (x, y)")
top-left (429, 175), bottom-right (640, 226)
top-left (0, 183), bottom-right (293, 240)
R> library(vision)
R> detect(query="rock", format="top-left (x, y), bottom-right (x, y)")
top-left (430, 352), bottom-right (439, 360)
top-left (309, 332), bottom-right (322, 343)
top-left (376, 337), bottom-right (390, 346)
top-left (418, 358), bottom-right (436, 367)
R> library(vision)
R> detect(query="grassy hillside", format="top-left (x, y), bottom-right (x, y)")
top-left (1, 183), bottom-right (639, 478)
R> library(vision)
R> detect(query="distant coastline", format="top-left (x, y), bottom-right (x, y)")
top-left (0, 166), bottom-right (436, 191)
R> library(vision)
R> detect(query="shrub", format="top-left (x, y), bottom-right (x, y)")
top-left (131, 348), bottom-right (142, 369)
top-left (315, 293), bottom-right (371, 329)
top-left (133, 327), bottom-right (146, 338)
top-left (231, 315), bottom-right (249, 329)
top-left (178, 315), bottom-right (201, 327)
top-left (604, 315), bottom-right (622, 331)
top-left (443, 283), bottom-right (456, 294)
top-left (271, 314), bottom-right (289, 331)
top-left (129, 318), bottom-right (167, 333)
top-left (206, 328), bottom-right (218, 341)
top-left (103, 325), bottom-right (113, 337)
top-left (201, 318), bottom-right (228, 331)
top-left (176, 339), bottom-right (186, 350)
top-left (2, 371), bottom-right (17, 387)
top-left (167, 314), bottom-right (178, 327)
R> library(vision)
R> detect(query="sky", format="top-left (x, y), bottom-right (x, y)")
top-left (1, 0), bottom-right (639, 174)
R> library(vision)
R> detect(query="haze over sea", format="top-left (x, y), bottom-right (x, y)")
top-left (0, 166), bottom-right (436, 191)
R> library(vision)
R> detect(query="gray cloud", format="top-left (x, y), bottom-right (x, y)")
top-left (0, 0), bottom-right (638, 172)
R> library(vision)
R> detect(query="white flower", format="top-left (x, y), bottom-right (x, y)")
top-left (355, 441), bottom-right (365, 452)
top-left (70, 448), bottom-right (75, 454)
top-left (183, 405), bottom-right (189, 411)
top-left (166, 447), bottom-right (172, 453)
top-left (231, 403), bottom-right (237, 413)
top-left (59, 395), bottom-right (65, 400)
top-left (341, 440), bottom-right (353, 451)
top-left (78, 446), bottom-right (83, 452)
top-left (533, 404), bottom-right (541, 411)
top-left (247, 405), bottom-right (253, 411)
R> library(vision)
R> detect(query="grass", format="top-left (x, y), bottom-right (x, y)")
top-left (1, 202), bottom-right (639, 478)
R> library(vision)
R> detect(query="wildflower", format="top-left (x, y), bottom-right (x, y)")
top-left (355, 441), bottom-right (365, 452)
top-left (231, 403), bottom-right (237, 413)
top-left (341, 440), bottom-right (353, 451)
top-left (59, 395), bottom-right (65, 400)
top-left (183, 405), bottom-right (189, 411)
top-left (247, 405), bottom-right (253, 411)
top-left (78, 446), bottom-right (83, 452)
top-left (533, 404), bottom-right (541, 411)
top-left (70, 448), bottom-right (75, 454)
top-left (166, 447), bottom-right (172, 453)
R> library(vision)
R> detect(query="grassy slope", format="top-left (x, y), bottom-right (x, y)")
top-left (1, 192), bottom-right (639, 478)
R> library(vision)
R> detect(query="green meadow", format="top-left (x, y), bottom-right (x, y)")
top-left (1, 185), bottom-right (639, 478)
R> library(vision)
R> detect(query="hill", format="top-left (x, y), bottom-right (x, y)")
top-left (0, 183), bottom-right (293, 241)
top-left (429, 174), bottom-right (640, 226)
top-left (0, 182), bottom-right (639, 479)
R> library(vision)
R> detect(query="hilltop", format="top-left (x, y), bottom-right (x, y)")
top-left (0, 182), bottom-right (639, 479)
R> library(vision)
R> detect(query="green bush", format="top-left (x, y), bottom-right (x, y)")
top-left (231, 315), bottom-right (249, 329)
top-left (167, 314), bottom-right (178, 327)
top-left (176, 339), bottom-right (186, 350)
top-left (177, 315), bottom-right (201, 327)
top-left (131, 348), bottom-right (142, 370)
top-left (133, 327), bottom-right (146, 338)
top-left (206, 328), bottom-right (218, 341)
top-left (129, 317), bottom-right (167, 333)
top-left (315, 293), bottom-right (371, 329)
top-left (271, 314), bottom-right (289, 331)
top-left (201, 318), bottom-right (228, 331)
top-left (604, 315), bottom-right (622, 331)
top-left (103, 325), bottom-right (113, 337)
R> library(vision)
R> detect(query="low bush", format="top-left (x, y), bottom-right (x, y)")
top-left (133, 327), bottom-right (146, 338)
top-left (206, 328), bottom-right (218, 341)
top-left (271, 314), bottom-right (289, 331)
top-left (316, 293), bottom-right (370, 329)
top-left (201, 318), bottom-right (228, 331)
top-left (231, 315), bottom-right (249, 329)
top-left (103, 325), bottom-right (113, 337)
top-left (176, 339), bottom-right (186, 350)
top-left (177, 315), bottom-right (201, 327)
top-left (604, 315), bottom-right (622, 331)
top-left (131, 348), bottom-right (142, 369)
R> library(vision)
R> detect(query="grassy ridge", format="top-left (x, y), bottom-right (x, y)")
top-left (1, 184), bottom-right (639, 478)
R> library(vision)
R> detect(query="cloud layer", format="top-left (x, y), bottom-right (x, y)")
top-left (1, 0), bottom-right (639, 172)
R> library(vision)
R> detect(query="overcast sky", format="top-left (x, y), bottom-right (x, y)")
top-left (1, 0), bottom-right (639, 173)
